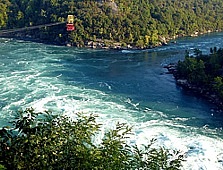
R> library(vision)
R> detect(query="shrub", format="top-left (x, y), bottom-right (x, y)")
top-left (0, 108), bottom-right (184, 169)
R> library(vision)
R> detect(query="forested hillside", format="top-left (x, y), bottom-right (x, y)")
top-left (1, 0), bottom-right (223, 47)
top-left (166, 47), bottom-right (223, 109)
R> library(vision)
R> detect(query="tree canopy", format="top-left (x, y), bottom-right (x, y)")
top-left (1, 0), bottom-right (223, 47)
top-left (0, 108), bottom-right (184, 169)
top-left (175, 48), bottom-right (223, 106)
top-left (0, 0), bottom-right (10, 28)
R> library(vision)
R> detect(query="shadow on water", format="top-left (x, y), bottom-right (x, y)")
top-left (56, 44), bottom-right (223, 129)
top-left (2, 33), bottom-right (223, 130)
top-left (1, 34), bottom-right (223, 170)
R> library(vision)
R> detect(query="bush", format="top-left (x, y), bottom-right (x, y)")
top-left (0, 108), bottom-right (184, 169)
top-left (0, 164), bottom-right (6, 170)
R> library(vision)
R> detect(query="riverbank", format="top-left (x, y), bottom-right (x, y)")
top-left (0, 28), bottom-right (221, 50)
top-left (0, 26), bottom-right (186, 50)
top-left (1, 26), bottom-right (223, 170)
top-left (68, 29), bottom-right (221, 49)
top-left (165, 64), bottom-right (223, 112)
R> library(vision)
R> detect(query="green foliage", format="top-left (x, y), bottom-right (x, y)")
top-left (0, 108), bottom-right (184, 170)
top-left (176, 47), bottom-right (223, 100)
top-left (177, 56), bottom-right (208, 85)
top-left (0, 0), bottom-right (10, 28)
top-left (0, 164), bottom-right (6, 170)
top-left (213, 76), bottom-right (223, 98)
top-left (1, 0), bottom-right (223, 46)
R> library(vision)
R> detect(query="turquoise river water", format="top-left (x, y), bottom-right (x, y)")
top-left (0, 33), bottom-right (223, 169)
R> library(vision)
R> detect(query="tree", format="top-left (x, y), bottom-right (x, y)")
top-left (175, 47), bottom-right (223, 108)
top-left (177, 55), bottom-right (208, 85)
top-left (4, 0), bottom-right (223, 47)
top-left (0, 108), bottom-right (184, 169)
top-left (0, 0), bottom-right (10, 28)
top-left (213, 76), bottom-right (223, 99)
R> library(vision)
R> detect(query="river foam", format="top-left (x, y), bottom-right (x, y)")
top-left (1, 37), bottom-right (223, 169)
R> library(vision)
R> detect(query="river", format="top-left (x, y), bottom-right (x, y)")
top-left (0, 33), bottom-right (223, 169)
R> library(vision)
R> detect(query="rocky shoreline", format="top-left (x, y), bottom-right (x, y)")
top-left (0, 29), bottom-right (174, 50)
top-left (164, 64), bottom-right (223, 112)
top-left (69, 30), bottom-right (221, 50)
top-left (1, 28), bottom-right (221, 50)
top-left (67, 36), bottom-right (170, 50)
top-left (1, 30), bottom-right (222, 111)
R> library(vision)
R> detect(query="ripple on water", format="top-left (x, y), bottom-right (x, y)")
top-left (1, 36), bottom-right (223, 169)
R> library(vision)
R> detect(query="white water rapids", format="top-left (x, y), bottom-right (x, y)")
top-left (0, 34), bottom-right (223, 169)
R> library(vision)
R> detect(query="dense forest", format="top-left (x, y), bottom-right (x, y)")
top-left (0, 0), bottom-right (223, 47)
top-left (168, 48), bottom-right (223, 109)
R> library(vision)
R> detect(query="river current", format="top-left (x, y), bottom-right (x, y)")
top-left (0, 33), bottom-right (223, 169)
